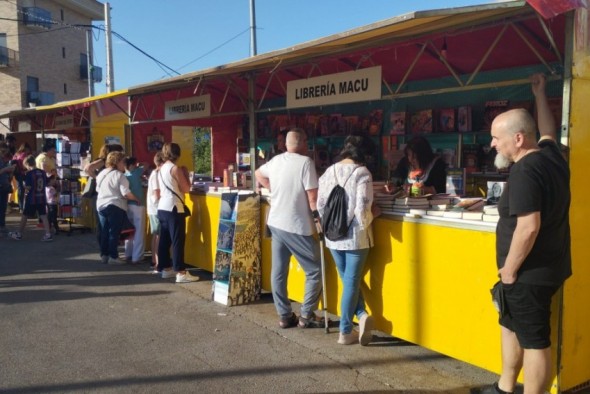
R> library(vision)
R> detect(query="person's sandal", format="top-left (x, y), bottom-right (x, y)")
top-left (298, 312), bottom-right (326, 328)
top-left (279, 313), bottom-right (298, 329)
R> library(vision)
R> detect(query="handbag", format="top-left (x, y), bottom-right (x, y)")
top-left (159, 170), bottom-right (191, 218)
top-left (119, 214), bottom-right (135, 241)
top-left (82, 177), bottom-right (97, 198)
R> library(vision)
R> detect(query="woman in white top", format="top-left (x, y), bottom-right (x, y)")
top-left (147, 152), bottom-right (164, 272)
top-left (317, 135), bottom-right (379, 346)
top-left (96, 151), bottom-right (139, 265)
top-left (157, 143), bottom-right (199, 283)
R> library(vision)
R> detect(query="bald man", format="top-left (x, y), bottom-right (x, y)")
top-left (255, 128), bottom-right (324, 329)
top-left (480, 74), bottom-right (571, 394)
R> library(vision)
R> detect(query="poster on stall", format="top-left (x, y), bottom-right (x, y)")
top-left (213, 192), bottom-right (261, 306)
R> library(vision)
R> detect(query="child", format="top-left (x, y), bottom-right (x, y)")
top-left (9, 155), bottom-right (52, 242)
top-left (45, 170), bottom-right (60, 235)
top-left (124, 157), bottom-right (146, 264)
top-left (146, 152), bottom-right (164, 272)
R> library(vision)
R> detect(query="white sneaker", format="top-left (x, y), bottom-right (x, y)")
top-left (176, 271), bottom-right (200, 283)
top-left (9, 231), bottom-right (22, 241)
top-left (41, 234), bottom-right (53, 242)
top-left (107, 257), bottom-right (126, 265)
top-left (338, 330), bottom-right (359, 345)
top-left (161, 269), bottom-right (176, 279)
top-left (358, 314), bottom-right (374, 346)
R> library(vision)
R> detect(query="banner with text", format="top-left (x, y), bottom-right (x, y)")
top-left (165, 94), bottom-right (211, 121)
top-left (286, 66), bottom-right (382, 109)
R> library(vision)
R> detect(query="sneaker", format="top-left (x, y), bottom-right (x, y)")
top-left (161, 269), bottom-right (176, 279)
top-left (279, 312), bottom-right (299, 329)
top-left (100, 255), bottom-right (109, 264)
top-left (9, 231), bottom-right (22, 241)
top-left (41, 234), bottom-right (53, 242)
top-left (338, 330), bottom-right (359, 345)
top-left (358, 314), bottom-right (374, 346)
top-left (176, 271), bottom-right (200, 283)
top-left (470, 382), bottom-right (513, 394)
top-left (107, 257), bottom-right (126, 265)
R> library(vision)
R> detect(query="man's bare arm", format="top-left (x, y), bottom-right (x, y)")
top-left (531, 73), bottom-right (557, 141)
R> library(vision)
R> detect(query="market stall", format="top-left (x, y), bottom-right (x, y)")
top-left (127, 1), bottom-right (589, 391)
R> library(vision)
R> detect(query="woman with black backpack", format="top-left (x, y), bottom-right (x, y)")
top-left (317, 134), bottom-right (380, 346)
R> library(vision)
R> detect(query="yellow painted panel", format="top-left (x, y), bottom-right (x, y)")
top-left (185, 194), bottom-right (219, 272)
top-left (90, 106), bottom-right (127, 157)
top-left (559, 77), bottom-right (590, 391)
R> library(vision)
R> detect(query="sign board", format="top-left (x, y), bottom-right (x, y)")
top-left (165, 94), bottom-right (211, 121)
top-left (18, 120), bottom-right (31, 132)
top-left (286, 66), bottom-right (382, 109)
top-left (55, 115), bottom-right (74, 129)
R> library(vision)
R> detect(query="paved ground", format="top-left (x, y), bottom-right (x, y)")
top-left (0, 209), bottom-right (501, 393)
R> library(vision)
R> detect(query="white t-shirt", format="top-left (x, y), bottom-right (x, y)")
top-left (158, 161), bottom-right (186, 214)
top-left (258, 152), bottom-right (318, 236)
top-left (96, 169), bottom-right (131, 212)
top-left (147, 169), bottom-right (160, 215)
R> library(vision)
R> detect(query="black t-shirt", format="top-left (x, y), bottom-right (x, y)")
top-left (392, 156), bottom-right (447, 193)
top-left (496, 139), bottom-right (571, 286)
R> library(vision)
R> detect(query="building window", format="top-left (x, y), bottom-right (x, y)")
top-left (27, 76), bottom-right (39, 92)
top-left (64, 83), bottom-right (67, 94)
top-left (62, 47), bottom-right (66, 58)
top-left (60, 9), bottom-right (64, 21)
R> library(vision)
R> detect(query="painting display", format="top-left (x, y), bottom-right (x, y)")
top-left (213, 192), bottom-right (262, 306)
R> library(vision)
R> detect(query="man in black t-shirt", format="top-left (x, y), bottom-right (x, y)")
top-left (480, 74), bottom-right (571, 394)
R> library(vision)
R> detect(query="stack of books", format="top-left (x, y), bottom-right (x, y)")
top-left (425, 194), bottom-right (455, 217)
top-left (392, 195), bottom-right (430, 216)
top-left (442, 197), bottom-right (485, 219)
top-left (483, 205), bottom-right (499, 223)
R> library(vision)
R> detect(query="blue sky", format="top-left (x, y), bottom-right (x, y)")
top-left (91, 0), bottom-right (503, 95)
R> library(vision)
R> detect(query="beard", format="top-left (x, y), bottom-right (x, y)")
top-left (494, 152), bottom-right (512, 170)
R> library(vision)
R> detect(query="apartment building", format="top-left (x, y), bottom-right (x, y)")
top-left (0, 0), bottom-right (104, 126)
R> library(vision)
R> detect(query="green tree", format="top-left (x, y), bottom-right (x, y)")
top-left (193, 127), bottom-right (211, 175)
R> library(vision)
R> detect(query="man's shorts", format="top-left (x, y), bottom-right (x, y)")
top-left (499, 282), bottom-right (559, 349)
top-left (23, 203), bottom-right (47, 218)
top-left (148, 214), bottom-right (160, 235)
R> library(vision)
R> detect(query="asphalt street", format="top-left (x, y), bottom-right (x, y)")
top-left (0, 210), bottom-right (499, 393)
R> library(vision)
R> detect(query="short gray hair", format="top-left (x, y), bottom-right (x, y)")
top-left (285, 128), bottom-right (306, 148)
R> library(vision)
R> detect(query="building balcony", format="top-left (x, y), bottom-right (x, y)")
top-left (80, 64), bottom-right (103, 83)
top-left (26, 91), bottom-right (55, 107)
top-left (22, 7), bottom-right (53, 29)
top-left (0, 46), bottom-right (19, 68)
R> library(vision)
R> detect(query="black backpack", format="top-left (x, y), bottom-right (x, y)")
top-left (322, 166), bottom-right (360, 241)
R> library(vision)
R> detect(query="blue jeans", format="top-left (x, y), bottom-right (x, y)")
top-left (329, 248), bottom-right (370, 334)
top-left (269, 226), bottom-right (322, 319)
top-left (98, 205), bottom-right (126, 259)
top-left (157, 208), bottom-right (186, 272)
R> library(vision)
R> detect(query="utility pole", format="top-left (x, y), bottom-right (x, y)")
top-left (249, 0), bottom-right (257, 56)
top-left (86, 29), bottom-right (94, 97)
top-left (104, 2), bottom-right (115, 93)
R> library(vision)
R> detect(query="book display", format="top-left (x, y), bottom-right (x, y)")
top-left (56, 139), bottom-right (87, 234)
top-left (213, 192), bottom-right (262, 306)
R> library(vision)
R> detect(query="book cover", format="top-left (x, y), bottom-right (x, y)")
top-left (462, 144), bottom-right (480, 174)
top-left (486, 181), bottom-right (506, 204)
top-left (457, 106), bottom-right (472, 132)
top-left (368, 109), bottom-right (383, 135)
top-left (410, 110), bottom-right (433, 133)
top-left (390, 112), bottom-right (407, 135)
top-left (438, 108), bottom-right (455, 132)
top-left (446, 168), bottom-right (466, 196)
top-left (483, 100), bottom-right (509, 131)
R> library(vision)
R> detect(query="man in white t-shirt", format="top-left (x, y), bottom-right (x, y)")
top-left (255, 128), bottom-right (324, 329)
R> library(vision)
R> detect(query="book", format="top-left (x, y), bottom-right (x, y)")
top-left (390, 111), bottom-right (407, 135)
top-left (425, 210), bottom-right (446, 217)
top-left (483, 214), bottom-right (500, 223)
top-left (446, 168), bottom-right (466, 196)
top-left (410, 109), bottom-right (433, 133)
top-left (438, 108), bottom-right (455, 132)
top-left (443, 210), bottom-right (463, 219)
top-left (409, 209), bottom-right (427, 216)
top-left (462, 211), bottom-right (483, 221)
top-left (462, 144), bottom-right (480, 174)
top-left (486, 181), bottom-right (506, 204)
top-left (429, 204), bottom-right (453, 210)
top-left (395, 196), bottom-right (430, 206)
top-left (484, 100), bottom-right (509, 131)
top-left (454, 197), bottom-right (485, 211)
top-left (457, 106), bottom-right (472, 132)
top-left (483, 205), bottom-right (499, 215)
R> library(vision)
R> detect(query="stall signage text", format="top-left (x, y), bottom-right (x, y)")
top-left (55, 115), bottom-right (74, 129)
top-left (286, 66), bottom-right (382, 109)
top-left (165, 94), bottom-right (211, 121)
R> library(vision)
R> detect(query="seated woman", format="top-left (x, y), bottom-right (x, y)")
top-left (390, 137), bottom-right (447, 195)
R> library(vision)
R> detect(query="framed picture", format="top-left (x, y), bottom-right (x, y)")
top-left (457, 106), bottom-right (472, 132)
top-left (390, 111), bottom-right (406, 135)
top-left (147, 134), bottom-right (164, 152)
top-left (410, 109), bottom-right (433, 133)
top-left (438, 108), bottom-right (455, 132)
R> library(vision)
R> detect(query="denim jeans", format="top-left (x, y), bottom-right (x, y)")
top-left (269, 226), bottom-right (322, 319)
top-left (98, 204), bottom-right (126, 259)
top-left (329, 248), bottom-right (370, 334)
top-left (157, 208), bottom-right (186, 272)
